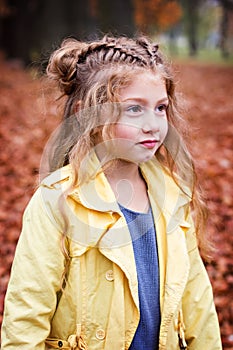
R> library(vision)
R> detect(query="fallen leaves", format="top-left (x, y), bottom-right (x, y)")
top-left (0, 58), bottom-right (233, 347)
top-left (177, 62), bottom-right (233, 348)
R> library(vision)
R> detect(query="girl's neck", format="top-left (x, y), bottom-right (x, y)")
top-left (105, 160), bottom-right (139, 180)
top-left (105, 160), bottom-right (149, 213)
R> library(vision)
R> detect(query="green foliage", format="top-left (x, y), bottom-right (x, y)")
top-left (169, 46), bottom-right (233, 65)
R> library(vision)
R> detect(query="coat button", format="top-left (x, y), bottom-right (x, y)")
top-left (95, 328), bottom-right (106, 340)
top-left (105, 269), bottom-right (114, 281)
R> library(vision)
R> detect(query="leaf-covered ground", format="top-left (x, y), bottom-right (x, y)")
top-left (0, 57), bottom-right (232, 347)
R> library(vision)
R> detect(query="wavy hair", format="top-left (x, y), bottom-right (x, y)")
top-left (46, 34), bottom-right (210, 260)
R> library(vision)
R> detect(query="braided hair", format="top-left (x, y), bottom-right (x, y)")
top-left (46, 35), bottom-right (173, 170)
top-left (47, 35), bottom-right (163, 95)
top-left (45, 34), bottom-right (210, 262)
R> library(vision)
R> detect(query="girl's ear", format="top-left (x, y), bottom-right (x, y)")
top-left (74, 100), bottom-right (82, 113)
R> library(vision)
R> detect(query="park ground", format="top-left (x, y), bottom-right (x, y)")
top-left (0, 56), bottom-right (233, 347)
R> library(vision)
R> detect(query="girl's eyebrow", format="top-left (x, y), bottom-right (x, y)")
top-left (121, 97), bottom-right (169, 104)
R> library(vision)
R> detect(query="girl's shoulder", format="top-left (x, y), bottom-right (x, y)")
top-left (141, 158), bottom-right (192, 200)
top-left (40, 164), bottom-right (73, 191)
top-left (24, 165), bottom-right (74, 218)
top-left (22, 165), bottom-right (75, 230)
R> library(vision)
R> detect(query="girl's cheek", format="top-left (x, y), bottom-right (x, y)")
top-left (162, 119), bottom-right (168, 140)
top-left (115, 124), bottom-right (136, 140)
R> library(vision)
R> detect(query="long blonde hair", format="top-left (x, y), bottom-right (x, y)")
top-left (46, 34), bottom-right (209, 259)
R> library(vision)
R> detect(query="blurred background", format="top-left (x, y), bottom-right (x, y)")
top-left (0, 0), bottom-right (233, 64)
top-left (0, 0), bottom-right (233, 349)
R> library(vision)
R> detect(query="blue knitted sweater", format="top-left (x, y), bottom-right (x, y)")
top-left (119, 204), bottom-right (161, 350)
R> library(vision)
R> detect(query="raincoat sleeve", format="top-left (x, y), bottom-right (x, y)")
top-left (182, 211), bottom-right (222, 350)
top-left (1, 187), bottom-right (66, 349)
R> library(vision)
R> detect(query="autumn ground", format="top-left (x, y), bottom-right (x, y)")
top-left (0, 57), bottom-right (233, 348)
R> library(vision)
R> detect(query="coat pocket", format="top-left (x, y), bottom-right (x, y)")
top-left (45, 324), bottom-right (87, 349)
top-left (177, 309), bottom-right (187, 350)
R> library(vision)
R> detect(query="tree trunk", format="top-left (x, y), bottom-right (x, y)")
top-left (0, 0), bottom-right (39, 64)
top-left (180, 0), bottom-right (203, 56)
top-left (97, 0), bottom-right (135, 36)
top-left (0, 0), bottom-right (136, 63)
top-left (219, 0), bottom-right (233, 58)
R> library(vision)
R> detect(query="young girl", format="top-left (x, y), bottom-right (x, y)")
top-left (1, 35), bottom-right (222, 350)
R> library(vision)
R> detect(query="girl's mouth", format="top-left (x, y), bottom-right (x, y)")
top-left (139, 140), bottom-right (159, 149)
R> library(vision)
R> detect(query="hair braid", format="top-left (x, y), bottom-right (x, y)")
top-left (136, 37), bottom-right (162, 65)
top-left (76, 36), bottom-right (156, 69)
top-left (46, 34), bottom-right (210, 259)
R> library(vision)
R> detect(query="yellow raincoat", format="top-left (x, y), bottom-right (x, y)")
top-left (1, 154), bottom-right (222, 349)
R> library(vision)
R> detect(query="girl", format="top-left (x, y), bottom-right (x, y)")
top-left (1, 35), bottom-right (222, 349)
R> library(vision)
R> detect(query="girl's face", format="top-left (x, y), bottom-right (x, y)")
top-left (97, 72), bottom-right (168, 165)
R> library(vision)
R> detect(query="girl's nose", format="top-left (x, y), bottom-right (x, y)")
top-left (141, 111), bottom-right (160, 134)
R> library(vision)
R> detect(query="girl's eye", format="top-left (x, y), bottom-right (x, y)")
top-left (125, 105), bottom-right (144, 115)
top-left (156, 104), bottom-right (168, 113)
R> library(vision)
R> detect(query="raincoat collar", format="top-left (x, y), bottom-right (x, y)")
top-left (41, 150), bottom-right (192, 239)
top-left (68, 151), bottom-right (192, 219)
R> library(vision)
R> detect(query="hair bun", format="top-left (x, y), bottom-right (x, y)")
top-left (46, 38), bottom-right (87, 95)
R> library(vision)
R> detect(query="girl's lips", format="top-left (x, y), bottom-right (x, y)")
top-left (139, 140), bottom-right (159, 149)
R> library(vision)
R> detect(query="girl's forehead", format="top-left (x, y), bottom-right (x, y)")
top-left (119, 75), bottom-right (167, 104)
top-left (125, 69), bottom-right (164, 86)
top-left (119, 72), bottom-right (165, 94)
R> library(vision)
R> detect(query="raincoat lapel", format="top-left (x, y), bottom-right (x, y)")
top-left (141, 159), bottom-right (192, 348)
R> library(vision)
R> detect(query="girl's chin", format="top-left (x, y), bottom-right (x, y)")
top-left (118, 154), bottom-right (155, 164)
top-left (99, 146), bottom-right (156, 165)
